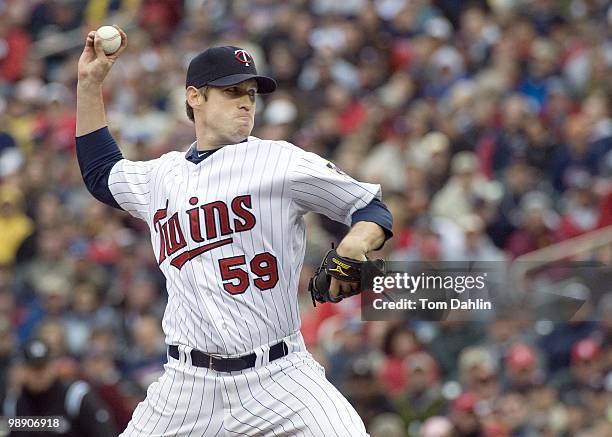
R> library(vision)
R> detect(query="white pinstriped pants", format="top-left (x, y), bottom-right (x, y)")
top-left (119, 332), bottom-right (368, 436)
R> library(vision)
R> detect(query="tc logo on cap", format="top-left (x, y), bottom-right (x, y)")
top-left (234, 49), bottom-right (253, 67)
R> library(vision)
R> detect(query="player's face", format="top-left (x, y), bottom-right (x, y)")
top-left (200, 79), bottom-right (258, 143)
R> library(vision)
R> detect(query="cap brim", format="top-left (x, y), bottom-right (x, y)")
top-left (208, 74), bottom-right (277, 94)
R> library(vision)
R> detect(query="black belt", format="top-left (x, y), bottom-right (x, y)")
top-left (168, 341), bottom-right (289, 372)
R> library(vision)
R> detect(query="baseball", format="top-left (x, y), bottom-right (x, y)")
top-left (96, 25), bottom-right (121, 55)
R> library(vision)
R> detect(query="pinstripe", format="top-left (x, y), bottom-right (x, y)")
top-left (162, 362), bottom-right (186, 434)
top-left (258, 142), bottom-right (284, 339)
top-left (118, 200), bottom-right (149, 206)
top-left (291, 223), bottom-right (306, 306)
top-left (296, 158), bottom-right (378, 196)
top-left (177, 163), bottom-right (210, 351)
top-left (249, 371), bottom-right (307, 437)
top-left (295, 357), bottom-right (357, 434)
top-left (171, 165), bottom-right (194, 348)
top-left (268, 147), bottom-right (293, 333)
top-left (225, 145), bottom-right (256, 350)
top-left (176, 362), bottom-right (196, 434)
top-left (290, 224), bottom-right (305, 327)
top-left (145, 161), bottom-right (161, 221)
top-left (295, 164), bottom-right (378, 199)
top-left (215, 420), bottom-right (225, 437)
top-left (181, 263), bottom-right (210, 350)
top-left (197, 154), bottom-right (229, 353)
top-left (109, 180), bottom-right (150, 186)
top-left (213, 419), bottom-right (225, 437)
top-left (280, 149), bottom-right (300, 330)
top-left (281, 359), bottom-right (348, 436)
top-left (224, 427), bottom-right (249, 436)
top-left (221, 376), bottom-right (265, 435)
top-left (205, 149), bottom-right (242, 354)
top-left (113, 190), bottom-right (151, 196)
top-left (156, 161), bottom-right (191, 350)
top-left (236, 143), bottom-right (263, 349)
top-left (186, 370), bottom-right (212, 437)
top-left (116, 170), bottom-right (150, 176)
top-left (197, 152), bottom-right (232, 354)
top-left (289, 188), bottom-right (342, 216)
top-left (230, 374), bottom-right (280, 436)
top-left (137, 365), bottom-right (172, 435)
top-left (300, 360), bottom-right (357, 434)
top-left (292, 196), bottom-right (304, 324)
top-left (173, 171), bottom-right (192, 348)
top-left (268, 361), bottom-right (326, 436)
top-left (304, 360), bottom-right (362, 428)
top-left (126, 209), bottom-right (147, 215)
top-left (292, 177), bottom-right (370, 209)
top-left (290, 184), bottom-right (346, 211)
top-left (246, 141), bottom-right (272, 347)
top-left (214, 148), bottom-right (248, 354)
top-left (149, 364), bottom-right (178, 434)
top-left (147, 164), bottom-right (176, 222)
top-left (293, 172), bottom-right (367, 202)
top-left (162, 161), bottom-right (193, 425)
top-left (182, 162), bottom-right (206, 351)
top-left (110, 162), bottom-right (152, 219)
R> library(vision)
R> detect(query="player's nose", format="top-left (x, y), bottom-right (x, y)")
top-left (238, 97), bottom-right (253, 111)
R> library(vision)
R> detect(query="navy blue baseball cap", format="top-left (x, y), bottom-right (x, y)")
top-left (186, 46), bottom-right (277, 94)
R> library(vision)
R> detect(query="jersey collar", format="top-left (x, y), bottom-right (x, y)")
top-left (185, 137), bottom-right (251, 164)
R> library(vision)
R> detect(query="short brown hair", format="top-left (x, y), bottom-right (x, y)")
top-left (185, 86), bottom-right (209, 122)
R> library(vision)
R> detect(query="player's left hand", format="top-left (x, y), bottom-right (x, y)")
top-left (308, 238), bottom-right (372, 306)
top-left (329, 239), bottom-right (367, 300)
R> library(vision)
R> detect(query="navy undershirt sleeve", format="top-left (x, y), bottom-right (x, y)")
top-left (76, 126), bottom-right (123, 210)
top-left (351, 197), bottom-right (394, 249)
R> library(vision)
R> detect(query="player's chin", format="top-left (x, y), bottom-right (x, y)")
top-left (235, 121), bottom-right (253, 137)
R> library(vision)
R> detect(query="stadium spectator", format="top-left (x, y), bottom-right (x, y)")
top-left (3, 338), bottom-right (117, 436)
top-left (81, 348), bottom-right (137, 431)
top-left (506, 191), bottom-right (559, 258)
top-left (393, 352), bottom-right (444, 429)
top-left (553, 338), bottom-right (605, 404)
top-left (450, 391), bottom-right (482, 437)
top-left (0, 184), bottom-right (33, 266)
top-left (503, 343), bottom-right (544, 393)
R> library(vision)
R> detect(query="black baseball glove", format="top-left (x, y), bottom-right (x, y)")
top-left (309, 248), bottom-right (385, 306)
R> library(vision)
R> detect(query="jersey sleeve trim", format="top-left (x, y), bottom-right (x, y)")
top-left (76, 126), bottom-right (123, 209)
top-left (351, 197), bottom-right (394, 249)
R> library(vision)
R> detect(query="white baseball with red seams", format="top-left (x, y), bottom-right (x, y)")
top-left (112, 137), bottom-right (379, 435)
top-left (96, 26), bottom-right (121, 55)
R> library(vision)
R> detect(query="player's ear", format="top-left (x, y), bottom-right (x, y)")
top-left (186, 86), bottom-right (202, 109)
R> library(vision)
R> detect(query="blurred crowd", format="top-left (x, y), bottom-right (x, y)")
top-left (0, 0), bottom-right (611, 435)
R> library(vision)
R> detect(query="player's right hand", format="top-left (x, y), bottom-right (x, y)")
top-left (77, 25), bottom-right (127, 86)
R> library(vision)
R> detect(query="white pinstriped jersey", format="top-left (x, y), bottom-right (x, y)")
top-left (108, 136), bottom-right (381, 356)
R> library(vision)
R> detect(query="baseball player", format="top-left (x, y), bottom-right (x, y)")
top-left (75, 26), bottom-right (393, 436)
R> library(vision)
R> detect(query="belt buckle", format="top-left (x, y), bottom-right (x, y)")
top-left (209, 355), bottom-right (215, 371)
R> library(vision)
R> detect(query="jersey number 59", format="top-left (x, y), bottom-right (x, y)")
top-left (218, 252), bottom-right (279, 295)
